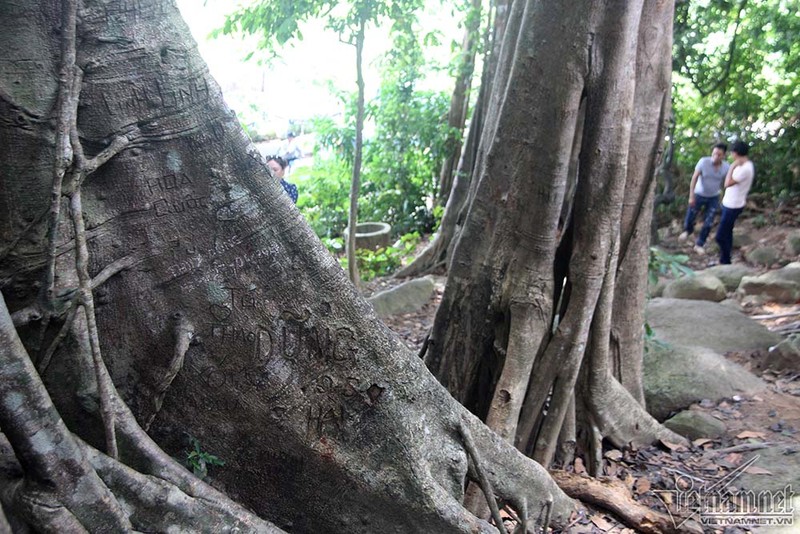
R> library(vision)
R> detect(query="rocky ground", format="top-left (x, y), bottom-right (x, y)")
top-left (362, 206), bottom-right (800, 533)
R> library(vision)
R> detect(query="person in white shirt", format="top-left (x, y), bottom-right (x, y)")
top-left (714, 140), bottom-right (754, 264)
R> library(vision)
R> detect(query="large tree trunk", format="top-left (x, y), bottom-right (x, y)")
top-left (0, 1), bottom-right (578, 531)
top-left (427, 0), bottom-right (683, 470)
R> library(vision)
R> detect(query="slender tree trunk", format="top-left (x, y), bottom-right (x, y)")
top-left (397, 0), bottom-right (512, 278)
top-left (437, 0), bottom-right (482, 206)
top-left (428, 0), bottom-right (683, 470)
top-left (0, 1), bottom-right (579, 531)
top-left (346, 20), bottom-right (366, 286)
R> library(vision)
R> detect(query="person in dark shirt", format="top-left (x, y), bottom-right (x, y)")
top-left (266, 156), bottom-right (298, 204)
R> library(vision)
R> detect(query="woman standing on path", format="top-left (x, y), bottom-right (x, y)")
top-left (715, 140), bottom-right (754, 265)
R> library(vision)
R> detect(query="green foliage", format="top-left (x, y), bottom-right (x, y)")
top-left (672, 0), bottom-right (800, 201)
top-left (296, 157), bottom-right (352, 237)
top-left (648, 246), bottom-right (693, 286)
top-left (185, 436), bottom-right (224, 479)
top-left (338, 232), bottom-right (421, 281)
top-left (643, 321), bottom-right (670, 354)
top-left (308, 19), bottom-right (451, 237)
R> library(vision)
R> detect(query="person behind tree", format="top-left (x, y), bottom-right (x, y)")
top-left (281, 132), bottom-right (303, 169)
top-left (679, 142), bottom-right (730, 255)
top-left (266, 155), bottom-right (298, 204)
top-left (715, 140), bottom-right (754, 265)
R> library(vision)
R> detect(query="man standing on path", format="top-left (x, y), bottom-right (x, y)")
top-left (679, 143), bottom-right (730, 255)
top-left (715, 140), bottom-right (754, 265)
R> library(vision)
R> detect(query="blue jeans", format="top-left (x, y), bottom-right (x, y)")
top-left (715, 206), bottom-right (743, 264)
top-left (683, 194), bottom-right (719, 246)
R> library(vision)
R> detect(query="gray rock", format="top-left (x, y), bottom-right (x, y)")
top-left (368, 277), bottom-right (435, 317)
top-left (701, 264), bottom-right (756, 292)
top-left (719, 298), bottom-right (744, 312)
top-left (738, 269), bottom-right (800, 304)
top-left (663, 410), bottom-right (726, 440)
top-left (648, 277), bottom-right (668, 298)
top-left (786, 230), bottom-right (800, 256)
top-left (646, 298), bottom-right (782, 353)
top-left (662, 273), bottom-right (726, 302)
top-left (765, 334), bottom-right (800, 373)
top-left (746, 246), bottom-right (781, 267)
top-left (644, 343), bottom-right (766, 420)
top-left (643, 345), bottom-right (766, 420)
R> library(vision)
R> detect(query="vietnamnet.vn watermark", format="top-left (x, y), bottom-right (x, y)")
top-left (666, 456), bottom-right (795, 528)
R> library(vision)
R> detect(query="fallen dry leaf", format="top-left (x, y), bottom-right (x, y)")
top-left (743, 465), bottom-right (773, 475)
top-left (736, 430), bottom-right (767, 439)
top-left (591, 515), bottom-right (615, 531)
top-left (692, 438), bottom-right (712, 447)
top-left (634, 477), bottom-right (652, 494)
top-left (655, 490), bottom-right (673, 505)
top-left (604, 449), bottom-right (623, 461)
top-left (660, 439), bottom-right (685, 451)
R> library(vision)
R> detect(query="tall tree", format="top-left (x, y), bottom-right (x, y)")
top-left (425, 0), bottom-right (683, 471)
top-left (0, 0), bottom-right (581, 531)
top-left (219, 0), bottom-right (423, 285)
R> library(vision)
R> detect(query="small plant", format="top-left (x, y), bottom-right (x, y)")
top-left (186, 436), bottom-right (224, 479)
top-left (648, 246), bottom-right (693, 286)
top-left (338, 232), bottom-right (421, 281)
top-left (643, 321), bottom-right (670, 353)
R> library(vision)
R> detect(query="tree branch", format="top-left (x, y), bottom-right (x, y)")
top-left (69, 190), bottom-right (118, 459)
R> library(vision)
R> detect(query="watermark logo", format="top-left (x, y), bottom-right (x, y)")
top-left (664, 456), bottom-right (795, 528)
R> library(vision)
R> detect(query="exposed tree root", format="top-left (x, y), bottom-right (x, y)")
top-left (0, 294), bottom-right (131, 531)
top-left (82, 442), bottom-right (282, 533)
top-left (552, 470), bottom-right (703, 534)
top-left (459, 418), bottom-right (507, 533)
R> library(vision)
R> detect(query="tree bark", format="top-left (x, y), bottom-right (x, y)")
top-left (397, 0), bottom-right (510, 279)
top-left (428, 0), bottom-right (684, 470)
top-left (437, 0), bottom-right (482, 206)
top-left (0, 0), bottom-right (578, 531)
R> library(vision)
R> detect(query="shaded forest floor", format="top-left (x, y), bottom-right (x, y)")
top-left (364, 206), bottom-right (800, 533)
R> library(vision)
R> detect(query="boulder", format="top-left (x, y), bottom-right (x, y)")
top-left (663, 410), bottom-right (726, 440)
top-left (746, 246), bottom-right (781, 267)
top-left (368, 276), bottom-right (435, 317)
top-left (648, 277), bottom-right (668, 298)
top-left (764, 334), bottom-right (800, 373)
top-left (644, 343), bottom-right (766, 420)
top-left (738, 265), bottom-right (800, 303)
top-left (786, 230), bottom-right (800, 256)
top-left (662, 273), bottom-right (726, 302)
top-left (646, 298), bottom-right (782, 354)
top-left (701, 264), bottom-right (756, 292)
top-left (718, 298), bottom-right (744, 312)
